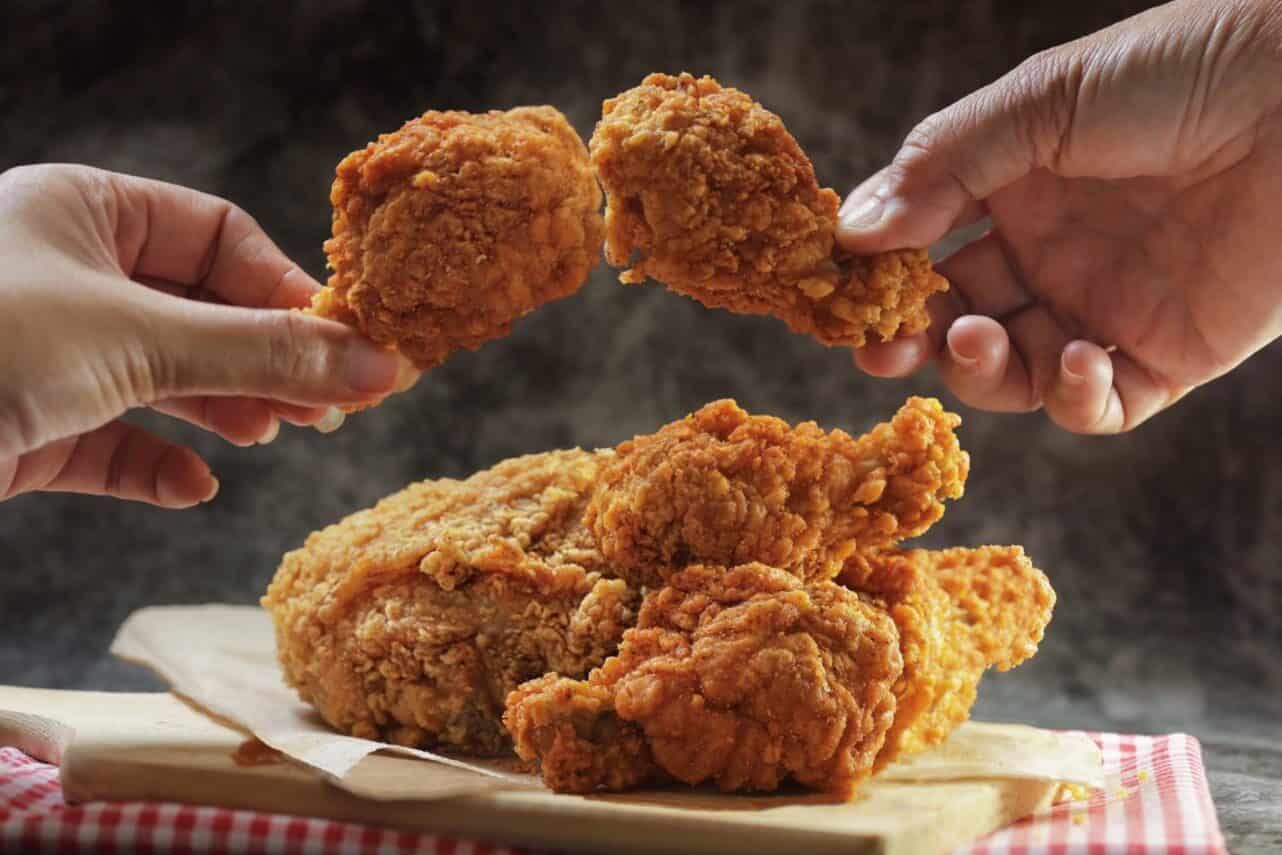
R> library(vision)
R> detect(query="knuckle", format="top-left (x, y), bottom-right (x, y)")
top-left (1004, 47), bottom-right (1082, 164)
top-left (267, 311), bottom-right (330, 390)
top-left (895, 113), bottom-right (947, 173)
top-left (893, 104), bottom-right (982, 196)
top-left (0, 164), bottom-right (56, 211)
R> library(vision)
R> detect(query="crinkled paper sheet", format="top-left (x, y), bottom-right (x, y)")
top-left (111, 605), bottom-right (1104, 803)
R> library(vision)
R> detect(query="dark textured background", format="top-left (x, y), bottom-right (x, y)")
top-left (2, 1), bottom-right (1278, 849)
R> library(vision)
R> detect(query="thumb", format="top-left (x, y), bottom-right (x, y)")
top-left (148, 300), bottom-right (404, 407)
top-left (836, 48), bottom-right (1082, 253)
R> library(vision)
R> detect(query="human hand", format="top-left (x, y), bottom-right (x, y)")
top-left (0, 164), bottom-right (406, 507)
top-left (838, 0), bottom-right (1282, 433)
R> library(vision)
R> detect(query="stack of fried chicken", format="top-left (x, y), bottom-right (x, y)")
top-left (263, 72), bottom-right (1053, 797)
top-left (264, 398), bottom-right (1053, 796)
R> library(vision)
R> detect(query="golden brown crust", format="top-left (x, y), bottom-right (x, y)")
top-left (503, 674), bottom-right (658, 792)
top-left (584, 397), bottom-right (968, 587)
top-left (269, 397), bottom-right (1054, 797)
top-left (505, 564), bottom-right (903, 795)
top-left (590, 73), bottom-right (947, 347)
top-left (261, 449), bottom-right (638, 755)
top-left (839, 546), bottom-right (1055, 766)
top-left (313, 106), bottom-right (604, 370)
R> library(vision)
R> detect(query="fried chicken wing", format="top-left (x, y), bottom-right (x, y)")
top-left (590, 73), bottom-right (948, 347)
top-left (505, 564), bottom-right (903, 795)
top-left (262, 449), bottom-right (638, 755)
top-left (585, 397), bottom-right (968, 587)
top-left (839, 546), bottom-right (1055, 767)
top-left (311, 106), bottom-right (604, 370)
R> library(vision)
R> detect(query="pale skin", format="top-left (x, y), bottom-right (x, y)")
top-left (0, 164), bottom-right (405, 508)
top-left (839, 0), bottom-right (1282, 434)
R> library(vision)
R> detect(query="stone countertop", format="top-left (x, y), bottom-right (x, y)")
top-left (1, 1), bottom-right (1278, 850)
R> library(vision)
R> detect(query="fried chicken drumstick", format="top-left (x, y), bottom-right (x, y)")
top-left (590, 73), bottom-right (949, 347)
top-left (310, 106), bottom-right (603, 371)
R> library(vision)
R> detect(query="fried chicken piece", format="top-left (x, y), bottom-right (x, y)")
top-left (262, 449), bottom-right (639, 755)
top-left (590, 73), bottom-right (948, 347)
top-left (838, 546), bottom-right (1055, 768)
top-left (501, 674), bottom-right (658, 793)
top-left (311, 106), bottom-right (604, 371)
top-left (505, 564), bottom-right (903, 795)
top-left (584, 397), bottom-right (968, 587)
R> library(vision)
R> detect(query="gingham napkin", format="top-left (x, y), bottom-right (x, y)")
top-left (0, 733), bottom-right (1225, 854)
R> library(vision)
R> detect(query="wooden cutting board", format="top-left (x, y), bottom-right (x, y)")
top-left (0, 686), bottom-right (1062, 855)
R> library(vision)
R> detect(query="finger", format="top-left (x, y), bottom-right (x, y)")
top-left (145, 301), bottom-right (402, 407)
top-left (1109, 351), bottom-right (1187, 433)
top-left (933, 233), bottom-right (1033, 318)
top-left (104, 172), bottom-right (321, 309)
top-left (152, 397), bottom-right (278, 446)
top-left (835, 47), bottom-right (1081, 254)
top-left (853, 332), bottom-right (931, 378)
top-left (1005, 302), bottom-right (1076, 408)
top-left (156, 394), bottom-right (330, 435)
top-left (1042, 340), bottom-right (1125, 434)
top-left (269, 402), bottom-right (330, 427)
top-left (133, 274), bottom-right (228, 305)
top-left (313, 407), bottom-right (347, 434)
top-left (938, 315), bottom-right (1038, 412)
top-left (2, 421), bottom-right (218, 508)
top-left (838, 166), bottom-right (991, 252)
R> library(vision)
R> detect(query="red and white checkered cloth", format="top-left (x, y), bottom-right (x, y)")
top-left (964, 733), bottom-right (1226, 855)
top-left (0, 733), bottom-right (1225, 854)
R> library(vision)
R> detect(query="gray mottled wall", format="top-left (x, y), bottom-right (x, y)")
top-left (1, 0), bottom-right (1279, 845)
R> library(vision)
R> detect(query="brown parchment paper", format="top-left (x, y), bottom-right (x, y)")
top-left (110, 605), bottom-right (1104, 802)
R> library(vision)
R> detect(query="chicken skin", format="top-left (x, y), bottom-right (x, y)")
top-left (839, 546), bottom-right (1056, 768)
top-left (311, 106), bottom-right (604, 371)
top-left (585, 397), bottom-right (969, 588)
top-left (504, 564), bottom-right (903, 795)
top-left (262, 449), bottom-right (638, 755)
top-left (590, 73), bottom-right (948, 347)
top-left (505, 548), bottom-right (1053, 794)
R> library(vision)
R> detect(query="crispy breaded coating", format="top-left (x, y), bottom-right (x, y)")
top-left (590, 73), bottom-right (948, 347)
top-left (267, 396), bottom-right (1055, 799)
top-left (502, 674), bottom-right (658, 793)
top-left (839, 546), bottom-right (1055, 767)
top-left (311, 106), bottom-right (604, 370)
top-left (262, 449), bottom-right (639, 755)
top-left (505, 564), bottom-right (902, 794)
top-left (584, 397), bottom-right (968, 587)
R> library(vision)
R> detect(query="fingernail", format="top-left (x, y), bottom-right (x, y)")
top-left (394, 355), bottom-right (420, 393)
top-left (1060, 352), bottom-right (1085, 385)
top-left (949, 342), bottom-right (980, 372)
top-left (839, 193), bottom-right (886, 230)
top-left (203, 477), bottom-right (220, 503)
top-left (314, 406), bottom-right (346, 434)
top-left (345, 341), bottom-right (400, 395)
top-left (257, 419), bottom-right (280, 445)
